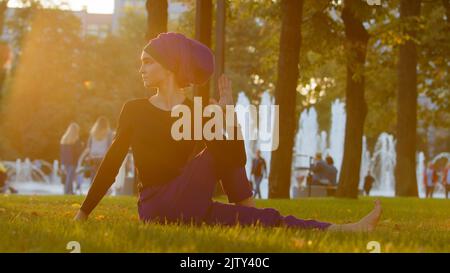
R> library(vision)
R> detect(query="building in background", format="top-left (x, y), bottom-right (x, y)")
top-left (112, 0), bottom-right (146, 34)
top-left (112, 0), bottom-right (186, 34)
top-left (1, 0), bottom-right (187, 40)
top-left (74, 9), bottom-right (113, 38)
top-left (0, 7), bottom-right (113, 40)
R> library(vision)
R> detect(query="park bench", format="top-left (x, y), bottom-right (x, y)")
top-left (292, 165), bottom-right (337, 197)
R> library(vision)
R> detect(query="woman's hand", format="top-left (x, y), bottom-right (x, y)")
top-left (74, 209), bottom-right (88, 222)
top-left (210, 74), bottom-right (234, 109)
top-left (208, 74), bottom-right (241, 133)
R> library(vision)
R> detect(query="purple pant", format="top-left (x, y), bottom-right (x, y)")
top-left (138, 148), bottom-right (331, 230)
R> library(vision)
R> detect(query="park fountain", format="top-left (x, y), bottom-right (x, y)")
top-left (416, 151), bottom-right (425, 198)
top-left (2, 156), bottom-right (128, 195)
top-left (295, 107), bottom-right (319, 168)
top-left (2, 158), bottom-right (64, 194)
top-left (429, 152), bottom-right (450, 196)
top-left (234, 90), bottom-right (443, 199)
top-left (370, 133), bottom-right (396, 196)
top-left (236, 92), bottom-right (258, 180)
top-left (236, 90), bottom-right (277, 199)
top-left (236, 93), bottom-right (353, 198)
top-left (6, 158), bottom-right (51, 183)
top-left (318, 131), bottom-right (328, 155)
top-left (328, 99), bottom-right (346, 173)
top-left (256, 91), bottom-right (276, 198)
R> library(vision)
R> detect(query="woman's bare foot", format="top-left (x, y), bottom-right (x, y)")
top-left (327, 200), bottom-right (382, 232)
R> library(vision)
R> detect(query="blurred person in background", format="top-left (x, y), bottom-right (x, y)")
top-left (60, 122), bottom-right (83, 195)
top-left (81, 116), bottom-right (113, 184)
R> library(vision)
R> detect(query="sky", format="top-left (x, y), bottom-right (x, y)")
top-left (9, 0), bottom-right (116, 14)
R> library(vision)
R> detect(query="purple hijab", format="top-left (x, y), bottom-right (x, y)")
top-left (144, 32), bottom-right (215, 88)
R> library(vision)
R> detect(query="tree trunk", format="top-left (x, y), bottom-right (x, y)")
top-left (193, 0), bottom-right (214, 192)
top-left (194, 0), bottom-right (213, 102)
top-left (269, 0), bottom-right (304, 198)
top-left (443, 0), bottom-right (449, 24)
top-left (395, 0), bottom-right (421, 197)
top-left (0, 1), bottom-right (9, 94)
top-left (336, 1), bottom-right (370, 199)
top-left (0, 1), bottom-right (8, 37)
top-left (213, 0), bottom-right (226, 100)
top-left (145, 0), bottom-right (168, 40)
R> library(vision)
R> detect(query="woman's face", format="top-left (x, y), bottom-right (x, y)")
top-left (139, 51), bottom-right (168, 88)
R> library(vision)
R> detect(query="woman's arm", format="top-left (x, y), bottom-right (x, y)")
top-left (203, 75), bottom-right (247, 168)
top-left (77, 147), bottom-right (90, 168)
top-left (74, 141), bottom-right (85, 173)
top-left (75, 102), bottom-right (133, 220)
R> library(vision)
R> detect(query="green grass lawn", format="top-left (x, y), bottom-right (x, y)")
top-left (0, 195), bottom-right (448, 253)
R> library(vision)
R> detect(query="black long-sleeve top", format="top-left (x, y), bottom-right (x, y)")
top-left (80, 98), bottom-right (246, 215)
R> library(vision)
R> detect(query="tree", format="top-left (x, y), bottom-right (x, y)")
top-left (269, 0), bottom-right (304, 198)
top-left (1, 8), bottom-right (83, 159)
top-left (0, 41), bottom-right (9, 93)
top-left (443, 0), bottom-right (450, 23)
top-left (417, 0), bottom-right (449, 113)
top-left (0, 0), bottom-right (10, 93)
top-left (395, 0), bottom-right (421, 197)
top-left (336, 0), bottom-right (370, 198)
top-left (0, 0), bottom-right (8, 37)
top-left (173, 0), bottom-right (283, 102)
top-left (194, 0), bottom-right (212, 101)
top-left (145, 0), bottom-right (168, 40)
top-left (0, 7), bottom-right (149, 161)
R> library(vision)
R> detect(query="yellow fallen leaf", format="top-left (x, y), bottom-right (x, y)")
top-left (292, 238), bottom-right (305, 248)
top-left (95, 215), bottom-right (106, 220)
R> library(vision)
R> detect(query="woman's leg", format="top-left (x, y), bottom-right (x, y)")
top-left (138, 142), bottom-right (256, 221)
top-left (160, 147), bottom-right (253, 223)
top-left (205, 199), bottom-right (382, 232)
top-left (76, 173), bottom-right (83, 193)
top-left (172, 148), bottom-right (336, 231)
top-left (64, 165), bottom-right (75, 195)
top-left (63, 165), bottom-right (69, 194)
top-left (204, 201), bottom-right (332, 230)
top-left (138, 147), bottom-right (225, 223)
top-left (141, 147), bottom-right (382, 231)
top-left (255, 176), bottom-right (262, 199)
top-left (327, 200), bottom-right (382, 232)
